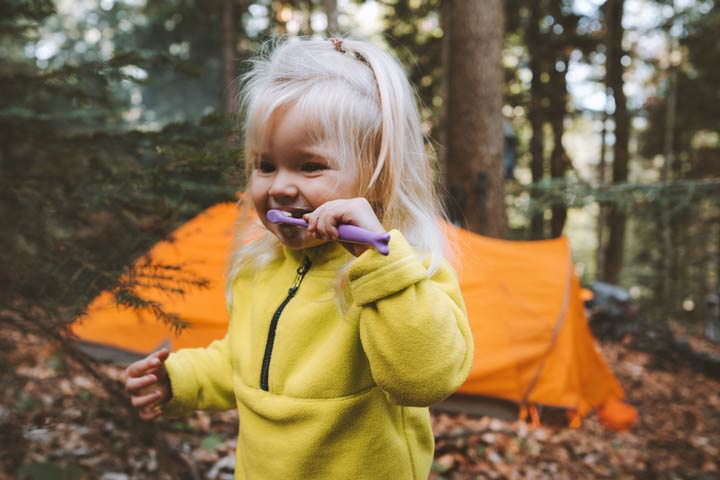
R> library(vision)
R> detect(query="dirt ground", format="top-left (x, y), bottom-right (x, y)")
top-left (1, 328), bottom-right (718, 480)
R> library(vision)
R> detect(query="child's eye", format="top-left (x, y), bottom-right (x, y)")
top-left (256, 160), bottom-right (276, 173)
top-left (302, 162), bottom-right (328, 172)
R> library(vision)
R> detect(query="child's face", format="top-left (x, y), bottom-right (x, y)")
top-left (250, 106), bottom-right (357, 250)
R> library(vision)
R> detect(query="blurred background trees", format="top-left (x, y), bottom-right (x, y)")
top-left (2, 0), bottom-right (719, 370)
top-left (0, 0), bottom-right (242, 365)
top-left (443, 0), bottom-right (507, 237)
top-left (376, 0), bottom-right (719, 327)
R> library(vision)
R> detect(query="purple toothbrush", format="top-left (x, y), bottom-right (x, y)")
top-left (266, 209), bottom-right (390, 255)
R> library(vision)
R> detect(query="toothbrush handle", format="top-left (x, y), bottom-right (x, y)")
top-left (266, 209), bottom-right (390, 255)
top-left (337, 224), bottom-right (391, 256)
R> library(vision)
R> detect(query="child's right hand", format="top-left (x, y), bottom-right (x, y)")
top-left (124, 348), bottom-right (171, 421)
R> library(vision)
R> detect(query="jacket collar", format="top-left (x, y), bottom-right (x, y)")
top-left (282, 241), bottom-right (351, 271)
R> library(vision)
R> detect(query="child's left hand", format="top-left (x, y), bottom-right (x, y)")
top-left (124, 348), bottom-right (171, 421)
top-left (303, 198), bottom-right (385, 257)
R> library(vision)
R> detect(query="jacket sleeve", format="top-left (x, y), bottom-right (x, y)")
top-left (162, 335), bottom-right (235, 417)
top-left (348, 230), bottom-right (474, 407)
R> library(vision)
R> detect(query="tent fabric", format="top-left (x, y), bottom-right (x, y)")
top-left (598, 396), bottom-right (640, 431)
top-left (74, 203), bottom-right (239, 357)
top-left (445, 227), bottom-right (625, 417)
top-left (73, 202), bottom-right (632, 424)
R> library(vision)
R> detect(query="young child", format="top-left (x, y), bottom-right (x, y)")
top-left (124, 36), bottom-right (474, 479)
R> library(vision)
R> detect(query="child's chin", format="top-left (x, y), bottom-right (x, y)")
top-left (276, 225), bottom-right (326, 249)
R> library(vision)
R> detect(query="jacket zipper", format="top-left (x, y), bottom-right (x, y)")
top-left (260, 255), bottom-right (312, 391)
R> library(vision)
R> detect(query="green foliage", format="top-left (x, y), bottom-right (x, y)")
top-left (201, 433), bottom-right (225, 451)
top-left (13, 390), bottom-right (40, 414)
top-left (108, 0), bottom-right (229, 123)
top-left (639, 2), bottom-right (720, 165)
top-left (170, 420), bottom-right (196, 432)
top-left (431, 459), bottom-right (451, 474)
top-left (377, 0), bottom-right (443, 139)
top-left (44, 351), bottom-right (65, 372)
top-left (18, 462), bottom-right (84, 480)
top-left (0, 1), bottom-right (241, 342)
top-left (625, 1), bottom-right (720, 320)
top-left (510, 177), bottom-right (720, 320)
top-left (512, 178), bottom-right (720, 214)
top-left (0, 0), bottom-right (55, 30)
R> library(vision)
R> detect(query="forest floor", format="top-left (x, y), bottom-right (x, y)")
top-left (1, 327), bottom-right (719, 480)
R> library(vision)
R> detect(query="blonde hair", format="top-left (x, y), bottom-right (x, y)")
top-left (226, 36), bottom-right (447, 304)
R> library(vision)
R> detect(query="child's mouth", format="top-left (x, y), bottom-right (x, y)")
top-left (277, 207), bottom-right (312, 219)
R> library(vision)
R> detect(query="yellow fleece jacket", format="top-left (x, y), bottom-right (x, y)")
top-left (163, 230), bottom-right (473, 479)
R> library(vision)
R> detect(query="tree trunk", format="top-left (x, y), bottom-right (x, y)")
top-left (603, 0), bottom-right (629, 284)
top-left (222, 0), bottom-right (236, 115)
top-left (444, 0), bottom-right (507, 237)
top-left (549, 61), bottom-right (569, 238)
top-left (526, 0), bottom-right (545, 239)
top-left (439, 0), bottom-right (450, 194)
top-left (717, 222), bottom-right (720, 294)
top-left (324, 0), bottom-right (338, 35)
top-left (596, 113), bottom-right (608, 279)
top-left (659, 23), bottom-right (679, 303)
top-left (548, 0), bottom-right (572, 238)
top-left (549, 109), bottom-right (568, 238)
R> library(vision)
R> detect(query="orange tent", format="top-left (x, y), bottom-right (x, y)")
top-left (444, 226), bottom-right (632, 426)
top-left (73, 203), bottom-right (238, 358)
top-left (73, 203), bottom-right (636, 429)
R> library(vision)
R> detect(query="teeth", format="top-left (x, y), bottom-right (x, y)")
top-left (269, 208), bottom-right (311, 219)
top-left (285, 208), bottom-right (311, 218)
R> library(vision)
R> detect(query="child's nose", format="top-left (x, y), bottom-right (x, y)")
top-left (268, 171), bottom-right (299, 199)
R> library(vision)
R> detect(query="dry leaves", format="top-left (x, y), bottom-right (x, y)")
top-left (1, 329), bottom-right (718, 479)
top-left (430, 342), bottom-right (720, 479)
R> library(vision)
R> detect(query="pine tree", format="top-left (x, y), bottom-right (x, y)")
top-left (0, 0), bottom-right (241, 368)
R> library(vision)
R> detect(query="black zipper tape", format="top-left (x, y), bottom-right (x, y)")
top-left (260, 256), bottom-right (312, 391)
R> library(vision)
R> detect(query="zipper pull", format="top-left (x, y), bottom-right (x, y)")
top-left (296, 256), bottom-right (312, 275)
top-left (288, 256), bottom-right (312, 295)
